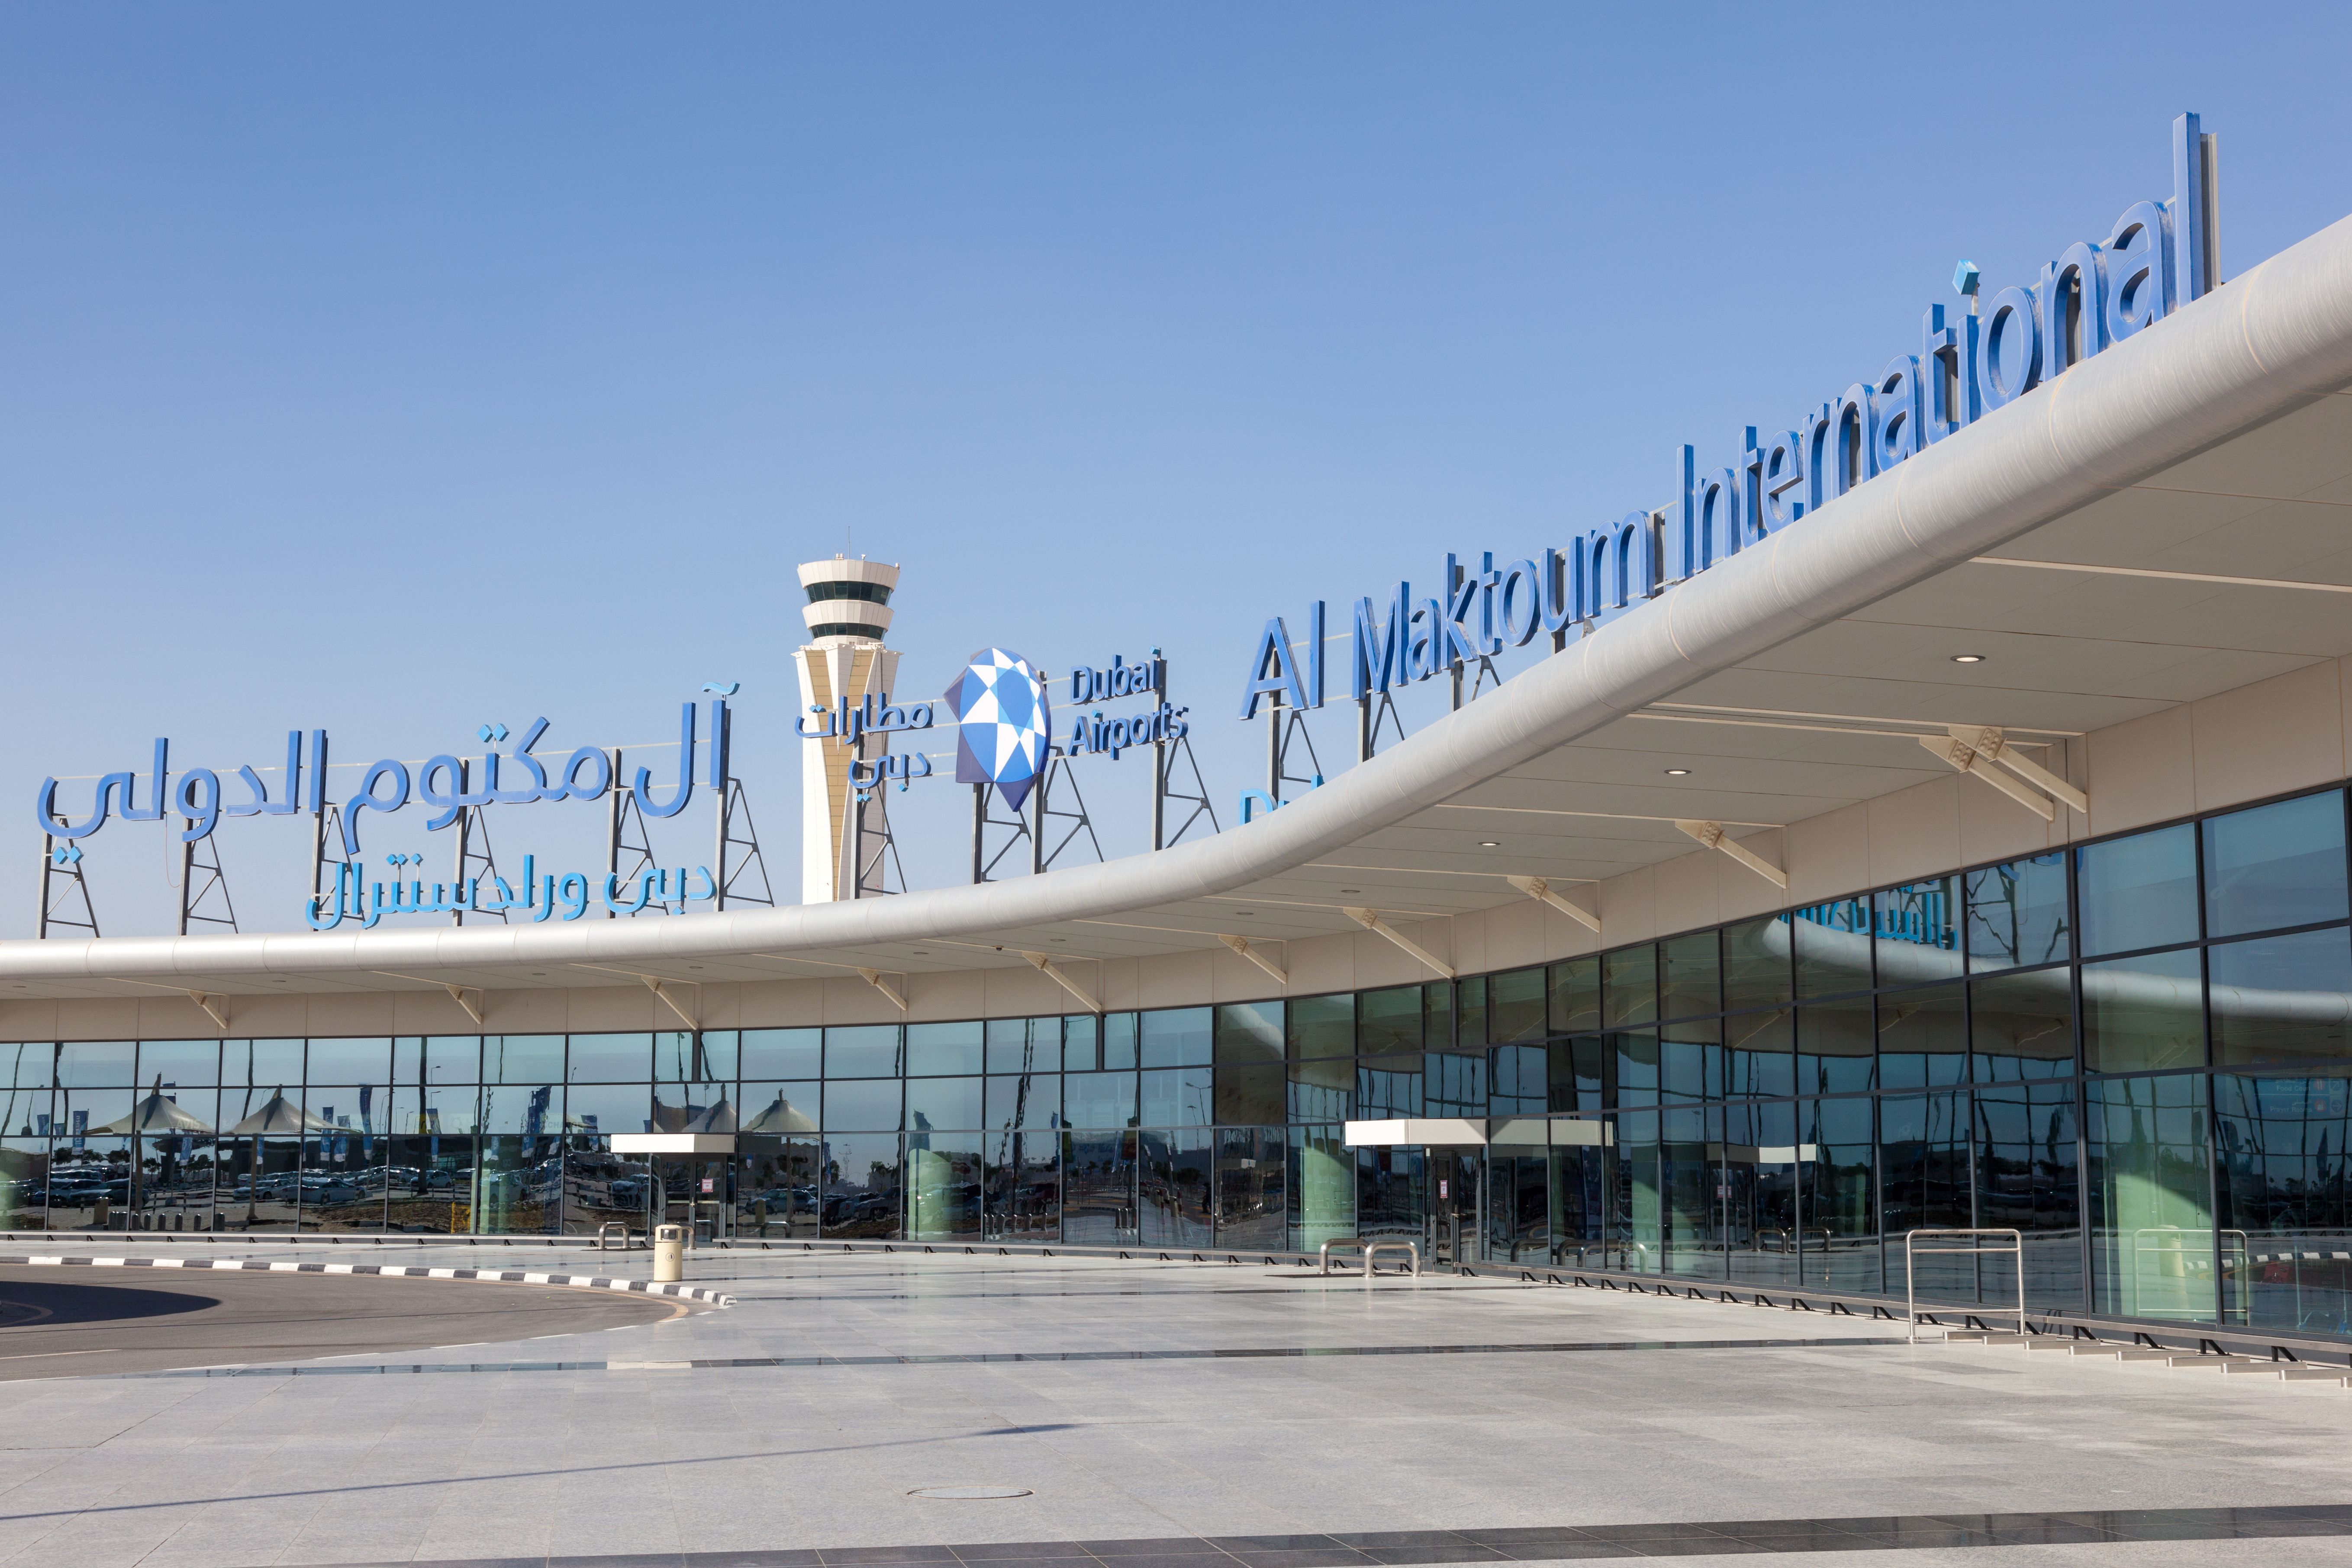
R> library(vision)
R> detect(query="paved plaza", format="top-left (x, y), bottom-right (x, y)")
top-left (0, 1245), bottom-right (2349, 1566)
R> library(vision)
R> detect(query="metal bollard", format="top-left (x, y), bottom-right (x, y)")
top-left (652, 1223), bottom-right (685, 1283)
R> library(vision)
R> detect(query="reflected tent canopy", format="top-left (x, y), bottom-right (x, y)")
top-left (741, 1093), bottom-right (818, 1134)
top-left (227, 1089), bottom-right (331, 1136)
top-left (684, 1097), bottom-right (736, 1135)
top-left (94, 1075), bottom-right (212, 1135)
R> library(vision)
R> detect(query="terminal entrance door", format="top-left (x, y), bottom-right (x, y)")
top-left (655, 1156), bottom-right (731, 1242)
top-left (1427, 1151), bottom-right (1480, 1267)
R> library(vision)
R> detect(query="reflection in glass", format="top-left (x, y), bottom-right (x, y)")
top-left (984, 1128), bottom-right (1058, 1241)
top-left (1971, 969), bottom-right (2075, 1081)
top-left (825, 1025), bottom-right (902, 1079)
top-left (1100, 1013), bottom-right (1139, 1070)
top-left (1659, 932), bottom-right (1721, 1021)
top-left (734, 1133), bottom-right (818, 1239)
top-left (387, 1085), bottom-right (478, 1233)
top-left (302, 1085), bottom-right (389, 1233)
top-left (1612, 1033), bottom-right (1659, 1108)
top-left (1142, 1066), bottom-right (1213, 1127)
top-left (824, 1078), bottom-right (902, 1132)
top-left (1489, 1045), bottom-right (1547, 1117)
top-left (2216, 1074), bottom-right (2352, 1334)
top-left (1063, 1130), bottom-right (1136, 1243)
top-left (55, 1041), bottom-right (135, 1088)
top-left (1483, 1149), bottom-right (1550, 1265)
top-left (1876, 984), bottom-right (1967, 1091)
top-left (1966, 852), bottom-right (2070, 972)
top-left (2078, 824), bottom-right (2198, 956)
top-left (1214, 1003), bottom-right (1284, 1063)
top-left (1792, 901), bottom-right (1871, 998)
top-left (821, 1130), bottom-right (902, 1239)
top-left (906, 1022), bottom-right (984, 1077)
top-left (986, 1017), bottom-right (1061, 1075)
top-left (741, 1028), bottom-right (822, 1080)
top-left (1550, 956), bottom-right (1601, 1034)
top-left (1213, 1064), bottom-right (1284, 1126)
top-left (1423, 1051), bottom-right (1485, 1117)
top-left (1355, 1055), bottom-right (1422, 1118)
top-left (484, 1035), bottom-right (564, 1085)
top-left (138, 1040), bottom-right (221, 1089)
top-left (1881, 1091), bottom-right (1969, 1298)
top-left (905, 1075), bottom-right (983, 1132)
top-left (1288, 1057), bottom-right (1351, 1123)
top-left (1603, 946), bottom-right (1658, 1028)
top-left (1723, 917), bottom-right (1793, 1012)
top-left (569, 1082), bottom-right (652, 1139)
top-left (1723, 1011), bottom-right (1793, 1099)
top-left (1488, 968), bottom-right (1547, 1043)
top-left (308, 1037), bottom-right (391, 1084)
top-left (1798, 998), bottom-right (1875, 1095)
top-left (1063, 1071), bottom-right (1136, 1130)
top-left (2204, 791), bottom-right (2348, 940)
top-left (1216, 1128), bottom-right (1283, 1248)
top-left (567, 1034), bottom-right (650, 1084)
top-left (2089, 1074), bottom-right (2216, 1322)
top-left (1800, 1096), bottom-right (1877, 1292)
top-left (1355, 1144), bottom-right (1424, 1246)
top-left (1286, 995), bottom-right (1353, 1059)
top-left (1139, 1129), bottom-right (1211, 1245)
top-left (1141, 1008), bottom-right (1212, 1067)
top-left (905, 1130), bottom-right (982, 1240)
top-left (2208, 927), bottom-right (2352, 1068)
top-left (0, 1138), bottom-right (48, 1228)
top-left (1974, 1081), bottom-right (2082, 1311)
top-left (1874, 878), bottom-right (1962, 983)
top-left (1456, 976), bottom-right (1486, 1049)
top-left (2082, 949), bottom-right (2205, 1072)
top-left (0, 1043), bottom-right (52, 1091)
top-left (1723, 1099), bottom-right (1798, 1288)
top-left (417, 1036), bottom-right (481, 1085)
top-left (1289, 1125), bottom-right (1355, 1251)
top-left (985, 1072), bottom-right (1060, 1131)
top-left (1356, 985), bottom-right (1422, 1053)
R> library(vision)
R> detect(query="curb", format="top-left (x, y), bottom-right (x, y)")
top-left (0, 1253), bottom-right (735, 1307)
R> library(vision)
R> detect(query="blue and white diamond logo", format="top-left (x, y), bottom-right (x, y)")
top-left (944, 648), bottom-right (1052, 811)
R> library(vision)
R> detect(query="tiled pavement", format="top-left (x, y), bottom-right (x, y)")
top-left (2, 1243), bottom-right (2350, 1567)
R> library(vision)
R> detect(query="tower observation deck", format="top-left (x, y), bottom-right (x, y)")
top-left (791, 555), bottom-right (901, 903)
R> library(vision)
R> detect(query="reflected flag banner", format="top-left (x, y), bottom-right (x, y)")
top-left (944, 648), bottom-right (1052, 812)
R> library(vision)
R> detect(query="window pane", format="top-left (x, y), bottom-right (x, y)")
top-left (1423, 1050), bottom-right (1485, 1117)
top-left (2209, 927), bottom-right (2352, 1069)
top-left (1063, 1014), bottom-right (1101, 1072)
top-left (1798, 998), bottom-right (1875, 1095)
top-left (1792, 901), bottom-right (1871, 997)
top-left (821, 1130), bottom-right (902, 1239)
top-left (1603, 946), bottom-right (1658, 1028)
top-left (2204, 791), bottom-right (2349, 939)
top-left (1214, 1004), bottom-right (1284, 1065)
top-left (1724, 1010), bottom-right (1793, 1099)
top-left (740, 1082), bottom-right (818, 1137)
top-left (137, 1040), bottom-right (219, 1090)
top-left (1356, 985), bottom-right (1422, 1053)
top-left (1971, 969), bottom-right (2075, 1082)
top-left (1613, 1032), bottom-right (1659, 1108)
top-left (1456, 976), bottom-right (1487, 1048)
top-left (1355, 1055), bottom-right (1423, 1118)
top-left (906, 1134), bottom-right (982, 1242)
top-left (1141, 1066), bottom-right (1213, 1127)
top-left (1141, 1008), bottom-right (1211, 1068)
top-left (1723, 917), bottom-right (1792, 1011)
top-left (1287, 1058), bottom-right (1351, 1123)
top-left (1064, 1070), bottom-right (1137, 1130)
top-left (2216, 1073), bottom-right (2352, 1333)
top-left (567, 1034), bottom-right (650, 1085)
top-left (1101, 1013), bottom-right (1138, 1070)
top-left (1974, 1082), bottom-right (2083, 1311)
top-left (1064, 1130), bottom-right (1137, 1244)
top-left (1800, 1097), bottom-right (1878, 1293)
top-left (825, 1025), bottom-right (902, 1079)
top-left (2082, 949), bottom-right (2205, 1073)
top-left (1286, 995), bottom-right (1353, 1059)
top-left (1876, 983), bottom-right (1967, 1091)
top-left (905, 1075), bottom-right (983, 1132)
top-left (905, 1023), bottom-right (983, 1077)
top-left (1424, 983), bottom-right (1455, 1051)
top-left (741, 1029), bottom-right (821, 1081)
top-left (570, 1083), bottom-right (652, 1138)
top-left (1489, 968), bottom-right (1547, 1043)
top-left (1658, 934), bottom-right (1721, 1021)
top-left (984, 1072), bottom-right (1059, 1131)
top-left (694, 1031), bottom-right (738, 1082)
top-left (483, 1036), bottom-right (564, 1085)
top-left (55, 1041), bottom-right (135, 1088)
top-left (1289, 1125), bottom-right (1355, 1249)
top-left (1217, 1127), bottom-right (1286, 1249)
top-left (1659, 1018), bottom-right (1717, 1104)
top-left (824, 1079), bottom-right (902, 1131)
top-left (651, 1031), bottom-right (709, 1084)
top-left (479, 1083), bottom-right (560, 1136)
top-left (1966, 852), bottom-right (2071, 971)
top-left (986, 1019), bottom-right (1062, 1075)
top-left (421, 1036), bottom-right (480, 1085)
top-left (0, 1044), bottom-right (51, 1090)
top-left (2089, 1074), bottom-right (2214, 1322)
top-left (1213, 1064), bottom-right (1285, 1126)
top-left (1549, 956), bottom-right (1601, 1034)
top-left (1139, 1129), bottom-right (1212, 1246)
top-left (2078, 824), bottom-right (2198, 956)
top-left (1874, 877), bottom-right (1962, 984)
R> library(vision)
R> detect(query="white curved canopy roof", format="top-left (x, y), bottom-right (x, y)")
top-left (13, 212), bottom-right (2352, 1004)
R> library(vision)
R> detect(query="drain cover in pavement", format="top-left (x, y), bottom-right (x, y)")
top-left (908, 1486), bottom-right (1033, 1500)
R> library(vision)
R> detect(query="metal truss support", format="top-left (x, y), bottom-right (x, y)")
top-left (36, 837), bottom-right (98, 940)
top-left (451, 789), bottom-right (504, 927)
top-left (1675, 820), bottom-right (1788, 889)
top-left (713, 781), bottom-right (775, 912)
top-left (1465, 654), bottom-right (1505, 702)
top-left (1021, 950), bottom-right (1102, 1014)
top-left (1216, 932), bottom-right (1288, 985)
top-left (1342, 906), bottom-right (1456, 979)
top-left (844, 764), bottom-right (904, 899)
top-left (311, 801), bottom-right (363, 920)
top-left (1266, 694), bottom-right (1324, 806)
top-left (1151, 733), bottom-right (1219, 850)
top-left (1357, 689), bottom-right (1404, 763)
top-left (1031, 755), bottom-right (1102, 874)
top-left (607, 747), bottom-right (663, 917)
top-left (1504, 873), bottom-right (1601, 934)
top-left (972, 781), bottom-right (1036, 884)
top-left (177, 833), bottom-right (238, 936)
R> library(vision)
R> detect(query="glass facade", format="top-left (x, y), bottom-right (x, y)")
top-left (6, 786), bottom-right (2352, 1337)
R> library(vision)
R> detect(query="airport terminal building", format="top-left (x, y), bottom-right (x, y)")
top-left (10, 115), bottom-right (2352, 1346)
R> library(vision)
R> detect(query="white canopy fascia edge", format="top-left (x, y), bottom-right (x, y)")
top-left (12, 213), bottom-right (2352, 987)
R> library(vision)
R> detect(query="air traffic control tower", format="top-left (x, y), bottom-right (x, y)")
top-left (790, 555), bottom-right (902, 903)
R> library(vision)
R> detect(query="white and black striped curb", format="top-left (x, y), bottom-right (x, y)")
top-left (0, 1254), bottom-right (735, 1306)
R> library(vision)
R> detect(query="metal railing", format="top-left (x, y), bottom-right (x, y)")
top-left (595, 1220), bottom-right (631, 1251)
top-left (1904, 1227), bottom-right (2023, 1344)
top-left (1318, 1237), bottom-right (1422, 1278)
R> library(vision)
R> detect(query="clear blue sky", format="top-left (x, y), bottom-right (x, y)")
top-left (5, 3), bottom-right (2349, 937)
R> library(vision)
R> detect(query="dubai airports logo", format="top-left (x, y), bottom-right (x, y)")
top-left (944, 648), bottom-right (1053, 810)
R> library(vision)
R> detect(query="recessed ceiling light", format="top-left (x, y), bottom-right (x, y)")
top-left (911, 950), bottom-right (928, 956)
top-left (1665, 768), bottom-right (1690, 776)
top-left (1051, 938), bottom-right (1066, 943)
top-left (1951, 654), bottom-right (1985, 663)
top-left (1479, 840), bottom-right (1501, 847)
top-left (1340, 888), bottom-right (1360, 894)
